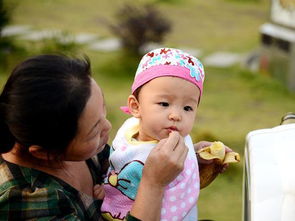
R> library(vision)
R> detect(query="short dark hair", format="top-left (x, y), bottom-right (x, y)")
top-left (133, 86), bottom-right (142, 100)
top-left (0, 54), bottom-right (92, 157)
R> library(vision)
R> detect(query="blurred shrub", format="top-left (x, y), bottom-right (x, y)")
top-left (1, 33), bottom-right (82, 71)
top-left (156, 0), bottom-right (182, 4)
top-left (0, 0), bottom-right (9, 31)
top-left (0, 0), bottom-right (25, 69)
top-left (0, 37), bottom-right (27, 70)
top-left (225, 0), bottom-right (260, 2)
top-left (98, 50), bottom-right (139, 80)
top-left (109, 4), bottom-right (171, 55)
top-left (36, 32), bottom-right (81, 55)
top-left (0, 0), bottom-right (12, 67)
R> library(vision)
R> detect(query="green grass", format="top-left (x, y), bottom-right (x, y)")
top-left (5, 0), bottom-right (269, 54)
top-left (2, 0), bottom-right (294, 221)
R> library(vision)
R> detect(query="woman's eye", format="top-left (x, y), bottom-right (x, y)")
top-left (184, 106), bottom-right (193, 111)
top-left (158, 102), bottom-right (169, 107)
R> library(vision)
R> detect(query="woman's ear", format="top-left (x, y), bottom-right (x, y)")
top-left (128, 95), bottom-right (141, 118)
top-left (28, 145), bottom-right (49, 160)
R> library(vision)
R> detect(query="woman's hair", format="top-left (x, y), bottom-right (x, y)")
top-left (0, 54), bottom-right (92, 157)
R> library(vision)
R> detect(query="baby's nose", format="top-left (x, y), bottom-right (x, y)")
top-left (168, 112), bottom-right (181, 121)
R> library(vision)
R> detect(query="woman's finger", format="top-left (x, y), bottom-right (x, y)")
top-left (177, 142), bottom-right (189, 164)
top-left (171, 135), bottom-right (188, 166)
top-left (163, 131), bottom-right (181, 151)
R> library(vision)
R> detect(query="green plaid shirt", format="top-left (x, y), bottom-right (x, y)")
top-left (0, 145), bottom-right (110, 221)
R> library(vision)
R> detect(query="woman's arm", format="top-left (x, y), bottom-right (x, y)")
top-left (129, 131), bottom-right (188, 221)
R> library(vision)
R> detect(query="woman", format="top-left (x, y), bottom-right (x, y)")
top-left (0, 55), bottom-right (225, 220)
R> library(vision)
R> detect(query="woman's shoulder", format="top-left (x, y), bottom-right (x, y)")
top-left (0, 157), bottom-right (74, 219)
top-left (0, 156), bottom-right (102, 220)
top-left (0, 156), bottom-right (77, 200)
top-left (0, 156), bottom-right (64, 190)
top-left (0, 156), bottom-right (32, 191)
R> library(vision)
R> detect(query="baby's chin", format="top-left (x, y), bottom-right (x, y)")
top-left (155, 131), bottom-right (187, 141)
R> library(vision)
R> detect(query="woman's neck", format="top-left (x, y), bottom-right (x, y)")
top-left (2, 144), bottom-right (62, 169)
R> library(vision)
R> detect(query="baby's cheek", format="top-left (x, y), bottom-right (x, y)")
top-left (182, 124), bottom-right (194, 136)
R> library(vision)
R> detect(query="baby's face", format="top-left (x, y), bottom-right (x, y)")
top-left (136, 76), bottom-right (200, 141)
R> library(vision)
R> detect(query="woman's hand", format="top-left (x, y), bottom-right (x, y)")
top-left (143, 131), bottom-right (188, 187)
top-left (130, 131), bottom-right (188, 220)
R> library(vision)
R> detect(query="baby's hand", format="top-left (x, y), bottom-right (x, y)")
top-left (93, 184), bottom-right (105, 200)
top-left (195, 141), bottom-right (239, 189)
top-left (194, 141), bottom-right (235, 172)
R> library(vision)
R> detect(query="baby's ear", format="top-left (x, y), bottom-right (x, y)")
top-left (128, 95), bottom-right (141, 118)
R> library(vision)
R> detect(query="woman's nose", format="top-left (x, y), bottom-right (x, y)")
top-left (104, 119), bottom-right (112, 134)
top-left (106, 119), bottom-right (112, 132)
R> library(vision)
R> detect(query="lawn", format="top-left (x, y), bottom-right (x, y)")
top-left (6, 0), bottom-right (269, 54)
top-left (2, 0), bottom-right (295, 220)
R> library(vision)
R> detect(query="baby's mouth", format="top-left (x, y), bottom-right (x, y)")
top-left (166, 126), bottom-right (179, 132)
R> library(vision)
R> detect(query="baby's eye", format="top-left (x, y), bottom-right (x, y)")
top-left (158, 102), bottom-right (169, 107)
top-left (184, 106), bottom-right (193, 111)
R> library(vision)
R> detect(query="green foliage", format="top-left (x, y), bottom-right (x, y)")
top-left (225, 0), bottom-right (260, 3)
top-left (109, 3), bottom-right (171, 55)
top-left (0, 38), bottom-right (27, 70)
top-left (0, 32), bottom-right (82, 71)
top-left (98, 50), bottom-right (140, 80)
top-left (36, 33), bottom-right (81, 56)
top-left (0, 0), bottom-right (9, 32)
top-left (0, 0), bottom-right (17, 69)
top-left (155, 0), bottom-right (183, 4)
top-left (0, 4), bottom-right (28, 70)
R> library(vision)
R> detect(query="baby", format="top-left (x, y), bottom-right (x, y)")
top-left (100, 48), bottom-right (205, 221)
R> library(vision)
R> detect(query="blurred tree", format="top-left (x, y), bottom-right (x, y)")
top-left (109, 4), bottom-right (171, 56)
top-left (0, 0), bottom-right (9, 35)
top-left (156, 0), bottom-right (181, 4)
top-left (37, 32), bottom-right (81, 55)
top-left (0, 0), bottom-right (17, 69)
